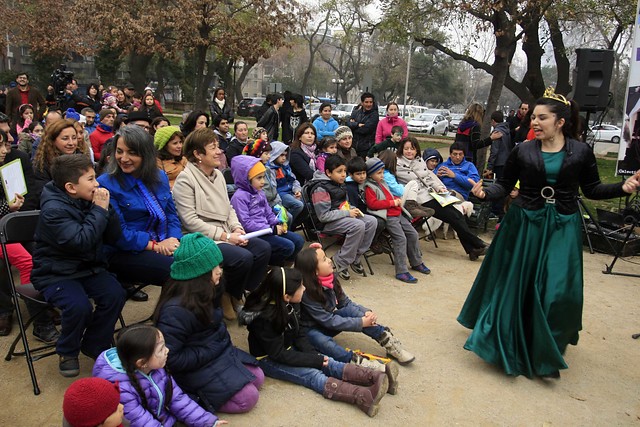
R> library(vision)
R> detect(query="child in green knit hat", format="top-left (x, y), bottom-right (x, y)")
top-left (154, 232), bottom-right (264, 414)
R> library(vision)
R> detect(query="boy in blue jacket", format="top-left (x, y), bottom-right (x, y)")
top-left (31, 154), bottom-right (127, 377)
top-left (268, 141), bottom-right (304, 224)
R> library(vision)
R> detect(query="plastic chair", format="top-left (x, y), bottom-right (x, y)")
top-left (0, 211), bottom-right (56, 395)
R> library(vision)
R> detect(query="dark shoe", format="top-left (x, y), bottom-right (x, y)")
top-left (0, 314), bottom-right (13, 336)
top-left (337, 268), bottom-right (351, 281)
top-left (332, 257), bottom-right (351, 280)
top-left (395, 272), bottom-right (418, 284)
top-left (59, 356), bottom-right (80, 378)
top-left (127, 287), bottom-right (149, 302)
top-left (411, 263), bottom-right (431, 275)
top-left (468, 246), bottom-right (487, 261)
top-left (33, 323), bottom-right (60, 344)
top-left (351, 261), bottom-right (366, 276)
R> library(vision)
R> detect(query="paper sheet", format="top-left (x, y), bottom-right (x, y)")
top-left (0, 159), bottom-right (27, 203)
top-left (238, 228), bottom-right (273, 241)
top-left (429, 191), bottom-right (460, 207)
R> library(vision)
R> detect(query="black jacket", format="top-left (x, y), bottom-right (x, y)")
top-left (348, 106), bottom-right (379, 156)
top-left (31, 182), bottom-right (122, 289)
top-left (289, 147), bottom-right (314, 186)
top-left (257, 106), bottom-right (280, 142)
top-left (210, 100), bottom-right (234, 123)
top-left (244, 303), bottom-right (324, 369)
top-left (485, 138), bottom-right (626, 214)
top-left (156, 297), bottom-right (257, 411)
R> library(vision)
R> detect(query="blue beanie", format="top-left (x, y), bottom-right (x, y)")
top-left (365, 158), bottom-right (384, 176)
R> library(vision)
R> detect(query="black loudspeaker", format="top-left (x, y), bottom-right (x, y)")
top-left (569, 49), bottom-right (614, 112)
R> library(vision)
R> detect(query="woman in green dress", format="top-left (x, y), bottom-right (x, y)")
top-left (458, 88), bottom-right (640, 378)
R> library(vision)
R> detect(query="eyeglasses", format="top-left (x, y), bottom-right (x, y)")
top-left (134, 123), bottom-right (151, 131)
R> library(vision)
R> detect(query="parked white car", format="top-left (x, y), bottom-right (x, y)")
top-left (407, 113), bottom-right (449, 135)
top-left (332, 103), bottom-right (357, 124)
top-left (589, 124), bottom-right (622, 143)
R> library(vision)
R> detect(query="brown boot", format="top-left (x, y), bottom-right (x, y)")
top-left (404, 200), bottom-right (435, 218)
top-left (348, 357), bottom-right (399, 395)
top-left (323, 377), bottom-right (386, 417)
top-left (220, 293), bottom-right (237, 321)
top-left (342, 364), bottom-right (389, 396)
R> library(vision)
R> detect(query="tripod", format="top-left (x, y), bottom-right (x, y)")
top-left (577, 197), bottom-right (616, 255)
top-left (602, 193), bottom-right (640, 278)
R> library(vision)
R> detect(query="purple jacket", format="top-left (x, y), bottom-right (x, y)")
top-left (230, 155), bottom-right (280, 232)
top-left (93, 348), bottom-right (218, 427)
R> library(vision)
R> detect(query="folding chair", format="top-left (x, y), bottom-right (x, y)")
top-left (0, 211), bottom-right (56, 395)
top-left (301, 183), bottom-right (378, 275)
top-left (413, 215), bottom-right (438, 248)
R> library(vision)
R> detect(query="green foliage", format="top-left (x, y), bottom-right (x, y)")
top-left (94, 47), bottom-right (124, 86)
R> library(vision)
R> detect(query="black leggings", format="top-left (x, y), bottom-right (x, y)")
top-left (422, 199), bottom-right (485, 254)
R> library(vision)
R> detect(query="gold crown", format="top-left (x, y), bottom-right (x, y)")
top-left (543, 87), bottom-right (570, 106)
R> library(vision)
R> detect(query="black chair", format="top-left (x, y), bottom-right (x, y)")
top-left (301, 183), bottom-right (379, 275)
top-left (0, 211), bottom-right (56, 395)
top-left (466, 179), bottom-right (495, 231)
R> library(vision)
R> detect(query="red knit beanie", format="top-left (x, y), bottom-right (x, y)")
top-left (63, 377), bottom-right (122, 427)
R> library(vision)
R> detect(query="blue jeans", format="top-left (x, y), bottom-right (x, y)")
top-left (260, 231), bottom-right (304, 266)
top-left (280, 192), bottom-right (304, 223)
top-left (306, 304), bottom-right (386, 363)
top-left (257, 357), bottom-right (345, 394)
top-left (40, 271), bottom-right (127, 357)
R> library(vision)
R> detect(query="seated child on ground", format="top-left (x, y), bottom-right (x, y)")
top-left (93, 325), bottom-right (222, 427)
top-left (298, 246), bottom-right (415, 363)
top-left (239, 267), bottom-right (395, 417)
top-left (308, 155), bottom-right (377, 280)
top-left (231, 156), bottom-right (304, 266)
top-left (154, 233), bottom-right (264, 414)
top-left (31, 154), bottom-right (127, 378)
top-left (364, 158), bottom-right (431, 283)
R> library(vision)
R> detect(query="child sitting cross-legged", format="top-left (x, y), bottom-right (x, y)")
top-left (231, 155), bottom-right (304, 266)
top-left (364, 157), bottom-right (431, 284)
top-left (308, 155), bottom-right (378, 280)
top-left (31, 154), bottom-right (127, 377)
top-left (298, 245), bottom-right (415, 365)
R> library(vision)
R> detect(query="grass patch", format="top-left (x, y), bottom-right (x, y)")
top-left (581, 157), bottom-right (628, 215)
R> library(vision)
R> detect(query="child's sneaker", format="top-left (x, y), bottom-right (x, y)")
top-left (411, 263), bottom-right (431, 275)
top-left (350, 261), bottom-right (366, 276)
top-left (59, 356), bottom-right (80, 377)
top-left (395, 272), bottom-right (418, 283)
top-left (332, 257), bottom-right (351, 280)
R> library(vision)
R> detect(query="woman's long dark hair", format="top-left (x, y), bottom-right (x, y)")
top-left (379, 149), bottom-right (398, 175)
top-left (534, 96), bottom-right (581, 140)
top-left (182, 110), bottom-right (210, 136)
top-left (87, 83), bottom-right (101, 102)
top-left (290, 122), bottom-right (317, 150)
top-left (244, 268), bottom-right (303, 333)
top-left (152, 271), bottom-right (217, 325)
top-left (108, 125), bottom-right (160, 188)
top-left (294, 247), bottom-right (344, 307)
top-left (116, 325), bottom-right (173, 422)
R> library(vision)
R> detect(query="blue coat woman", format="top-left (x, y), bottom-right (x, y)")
top-left (98, 125), bottom-right (182, 287)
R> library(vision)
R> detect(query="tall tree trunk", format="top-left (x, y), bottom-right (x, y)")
top-left (194, 46), bottom-right (210, 111)
top-left (235, 61), bottom-right (256, 105)
top-left (546, 14), bottom-right (571, 94)
top-left (521, 16), bottom-right (546, 101)
top-left (128, 52), bottom-right (153, 94)
top-left (476, 11), bottom-right (516, 171)
top-left (155, 58), bottom-right (166, 106)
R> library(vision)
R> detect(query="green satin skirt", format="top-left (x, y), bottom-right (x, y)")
top-left (457, 203), bottom-right (583, 378)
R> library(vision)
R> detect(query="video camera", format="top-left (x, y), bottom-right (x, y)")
top-left (51, 65), bottom-right (74, 102)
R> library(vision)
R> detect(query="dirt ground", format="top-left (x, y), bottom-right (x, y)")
top-left (1, 226), bottom-right (639, 426)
